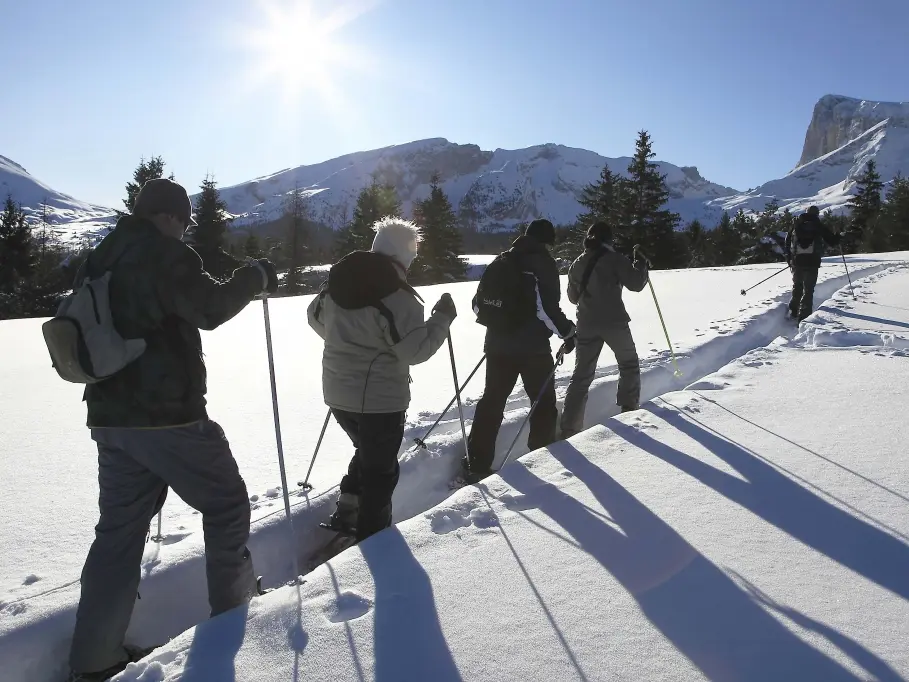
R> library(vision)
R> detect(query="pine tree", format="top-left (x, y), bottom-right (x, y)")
top-left (244, 233), bottom-right (262, 258)
top-left (564, 165), bottom-right (623, 258)
top-left (619, 131), bottom-right (680, 267)
top-left (411, 172), bottom-right (467, 284)
top-left (283, 183), bottom-right (309, 293)
top-left (683, 219), bottom-right (712, 267)
top-left (729, 209), bottom-right (754, 265)
top-left (192, 175), bottom-right (231, 251)
top-left (880, 174), bottom-right (909, 251)
top-left (121, 156), bottom-right (171, 216)
top-left (711, 211), bottom-right (741, 266)
top-left (849, 160), bottom-right (887, 252)
top-left (335, 181), bottom-right (401, 258)
top-left (0, 195), bottom-right (34, 290)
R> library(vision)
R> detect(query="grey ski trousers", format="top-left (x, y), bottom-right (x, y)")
top-left (561, 326), bottom-right (640, 438)
top-left (69, 420), bottom-right (255, 674)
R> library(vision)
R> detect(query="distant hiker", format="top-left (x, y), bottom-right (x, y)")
top-left (60, 178), bottom-right (278, 682)
top-left (786, 206), bottom-right (841, 321)
top-left (307, 218), bottom-right (456, 541)
top-left (560, 222), bottom-right (650, 439)
top-left (464, 218), bottom-right (576, 483)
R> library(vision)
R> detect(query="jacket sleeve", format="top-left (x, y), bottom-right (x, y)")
top-left (533, 255), bottom-right (575, 339)
top-left (566, 256), bottom-right (583, 305)
top-left (616, 253), bottom-right (649, 292)
top-left (820, 222), bottom-right (841, 246)
top-left (157, 242), bottom-right (264, 331)
top-left (307, 290), bottom-right (327, 340)
top-left (383, 291), bottom-right (453, 365)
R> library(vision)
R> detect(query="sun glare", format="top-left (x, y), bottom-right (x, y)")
top-left (237, 0), bottom-right (375, 108)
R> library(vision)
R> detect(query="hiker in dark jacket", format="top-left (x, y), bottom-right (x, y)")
top-left (785, 206), bottom-right (841, 321)
top-left (68, 178), bottom-right (278, 682)
top-left (308, 218), bottom-right (456, 540)
top-left (560, 222), bottom-right (649, 439)
top-left (463, 219), bottom-right (576, 483)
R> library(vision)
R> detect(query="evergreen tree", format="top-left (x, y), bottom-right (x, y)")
top-left (880, 174), bottom-right (909, 251)
top-left (411, 172), bottom-right (467, 284)
top-left (564, 165), bottom-right (624, 258)
top-left (335, 181), bottom-right (401, 258)
top-left (121, 156), bottom-right (171, 216)
top-left (682, 219), bottom-right (712, 267)
top-left (244, 232), bottom-right (262, 258)
top-left (729, 209), bottom-right (754, 264)
top-left (192, 175), bottom-right (230, 251)
top-left (848, 160), bottom-right (885, 247)
top-left (711, 211), bottom-right (741, 266)
top-left (283, 183), bottom-right (309, 293)
top-left (0, 195), bottom-right (34, 290)
top-left (619, 131), bottom-right (680, 267)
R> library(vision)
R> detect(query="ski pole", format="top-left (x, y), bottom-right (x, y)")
top-left (840, 246), bottom-right (856, 300)
top-left (498, 346), bottom-right (566, 471)
top-left (262, 296), bottom-right (302, 585)
top-left (447, 332), bottom-right (471, 470)
top-left (150, 512), bottom-right (163, 543)
top-left (740, 265), bottom-right (789, 296)
top-left (412, 355), bottom-right (487, 450)
top-left (297, 408), bottom-right (330, 491)
top-left (647, 278), bottom-right (683, 378)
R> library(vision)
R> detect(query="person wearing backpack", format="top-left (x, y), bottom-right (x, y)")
top-left (307, 217), bottom-right (456, 541)
top-left (560, 222), bottom-right (649, 439)
top-left (463, 218), bottom-right (577, 483)
top-left (60, 178), bottom-right (278, 682)
top-left (785, 206), bottom-right (841, 321)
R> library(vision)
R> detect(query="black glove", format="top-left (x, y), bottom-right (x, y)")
top-left (433, 293), bottom-right (457, 321)
top-left (256, 258), bottom-right (279, 294)
top-left (563, 335), bottom-right (576, 354)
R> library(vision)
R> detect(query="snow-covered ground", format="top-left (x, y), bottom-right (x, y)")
top-left (1, 253), bottom-right (907, 681)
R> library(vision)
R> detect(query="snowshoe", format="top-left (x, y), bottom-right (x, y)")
top-left (620, 403), bottom-right (639, 413)
top-left (320, 492), bottom-right (358, 537)
top-left (66, 645), bottom-right (155, 681)
top-left (306, 531), bottom-right (359, 572)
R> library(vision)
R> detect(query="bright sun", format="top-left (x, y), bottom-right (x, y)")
top-left (238, 0), bottom-right (373, 106)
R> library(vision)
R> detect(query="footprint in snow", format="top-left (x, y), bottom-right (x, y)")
top-left (499, 493), bottom-right (535, 512)
top-left (324, 591), bottom-right (373, 623)
top-left (427, 508), bottom-right (472, 534)
top-left (469, 508), bottom-right (500, 529)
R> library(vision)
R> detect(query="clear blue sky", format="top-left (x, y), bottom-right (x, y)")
top-left (2, 0), bottom-right (907, 208)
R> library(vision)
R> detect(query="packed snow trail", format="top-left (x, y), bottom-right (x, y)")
top-left (1, 255), bottom-right (908, 682)
top-left (107, 265), bottom-right (909, 680)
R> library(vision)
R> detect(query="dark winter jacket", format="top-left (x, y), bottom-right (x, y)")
top-left (478, 235), bottom-right (575, 356)
top-left (567, 244), bottom-right (649, 333)
top-left (786, 215), bottom-right (841, 268)
top-left (81, 216), bottom-right (265, 428)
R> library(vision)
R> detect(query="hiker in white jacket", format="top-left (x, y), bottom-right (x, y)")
top-left (307, 218), bottom-right (456, 540)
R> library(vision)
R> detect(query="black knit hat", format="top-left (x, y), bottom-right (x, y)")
top-left (525, 218), bottom-right (556, 245)
top-left (806, 205), bottom-right (820, 217)
top-left (134, 178), bottom-right (197, 226)
top-left (585, 221), bottom-right (613, 247)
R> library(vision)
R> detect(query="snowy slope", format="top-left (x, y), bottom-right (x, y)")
top-left (208, 138), bottom-right (738, 231)
top-left (0, 155), bottom-right (115, 241)
top-left (2, 253), bottom-right (908, 682)
top-left (109, 264), bottom-right (909, 681)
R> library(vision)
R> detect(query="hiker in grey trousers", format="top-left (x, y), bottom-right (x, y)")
top-left (560, 222), bottom-right (649, 439)
top-left (67, 179), bottom-right (279, 682)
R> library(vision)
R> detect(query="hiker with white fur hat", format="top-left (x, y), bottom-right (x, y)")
top-left (307, 217), bottom-right (456, 540)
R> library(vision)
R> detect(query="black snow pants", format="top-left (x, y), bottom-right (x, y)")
top-left (466, 353), bottom-right (557, 474)
top-left (790, 265), bottom-right (820, 321)
top-left (331, 409), bottom-right (406, 541)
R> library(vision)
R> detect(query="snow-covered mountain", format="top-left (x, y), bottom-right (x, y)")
top-left (0, 156), bottom-right (115, 241)
top-left (212, 138), bottom-right (738, 232)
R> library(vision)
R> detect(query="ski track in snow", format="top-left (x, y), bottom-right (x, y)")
top-left (2, 255), bottom-right (908, 682)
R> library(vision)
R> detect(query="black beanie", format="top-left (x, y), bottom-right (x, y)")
top-left (525, 218), bottom-right (556, 245)
top-left (584, 221), bottom-right (613, 249)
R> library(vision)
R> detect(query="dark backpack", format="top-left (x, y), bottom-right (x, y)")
top-left (325, 251), bottom-right (422, 343)
top-left (473, 250), bottom-right (536, 330)
top-left (791, 219), bottom-right (823, 257)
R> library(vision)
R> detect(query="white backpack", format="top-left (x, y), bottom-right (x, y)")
top-left (42, 269), bottom-right (147, 383)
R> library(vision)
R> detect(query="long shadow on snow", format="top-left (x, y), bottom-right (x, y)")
top-left (498, 444), bottom-right (869, 681)
top-left (360, 528), bottom-right (462, 682)
top-left (611, 404), bottom-right (909, 601)
top-left (179, 603), bottom-right (248, 682)
top-left (817, 306), bottom-right (909, 330)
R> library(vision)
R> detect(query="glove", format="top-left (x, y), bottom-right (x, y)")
top-left (561, 322), bottom-right (577, 354)
top-left (432, 293), bottom-right (457, 321)
top-left (251, 258), bottom-right (279, 294)
top-left (633, 244), bottom-right (652, 268)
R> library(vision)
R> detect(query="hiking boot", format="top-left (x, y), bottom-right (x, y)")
top-left (326, 492), bottom-right (359, 535)
top-left (621, 404), bottom-right (639, 413)
top-left (67, 645), bottom-right (155, 681)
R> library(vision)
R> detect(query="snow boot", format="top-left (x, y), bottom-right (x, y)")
top-left (322, 492), bottom-right (359, 536)
top-left (66, 645), bottom-right (155, 681)
top-left (458, 455), bottom-right (493, 486)
top-left (621, 403), bottom-right (639, 413)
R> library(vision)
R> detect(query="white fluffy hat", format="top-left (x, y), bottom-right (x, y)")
top-left (371, 217), bottom-right (422, 269)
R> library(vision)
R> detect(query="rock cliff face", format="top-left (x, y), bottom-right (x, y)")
top-left (798, 95), bottom-right (909, 166)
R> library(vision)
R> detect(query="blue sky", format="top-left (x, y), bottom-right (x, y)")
top-left (1, 0), bottom-right (907, 208)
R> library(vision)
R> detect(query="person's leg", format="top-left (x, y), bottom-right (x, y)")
top-left (560, 335), bottom-right (604, 438)
top-left (521, 353), bottom-right (558, 452)
top-left (790, 267), bottom-right (804, 317)
top-left (466, 356), bottom-right (520, 474)
top-left (354, 412), bottom-right (406, 541)
top-left (799, 267), bottom-right (820, 320)
top-left (603, 325), bottom-right (641, 411)
top-left (69, 433), bottom-right (166, 675)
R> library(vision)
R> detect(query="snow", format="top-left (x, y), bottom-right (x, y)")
top-left (2, 252), bottom-right (909, 681)
top-left (102, 261), bottom-right (909, 680)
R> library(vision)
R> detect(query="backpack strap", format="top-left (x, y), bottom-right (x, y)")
top-left (374, 300), bottom-right (402, 344)
top-left (580, 247), bottom-right (608, 298)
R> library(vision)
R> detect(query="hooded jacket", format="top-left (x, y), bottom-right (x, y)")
top-left (567, 244), bottom-right (649, 333)
top-left (479, 235), bottom-right (575, 356)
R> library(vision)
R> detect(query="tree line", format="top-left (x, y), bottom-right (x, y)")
top-left (2, 142), bottom-right (908, 319)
